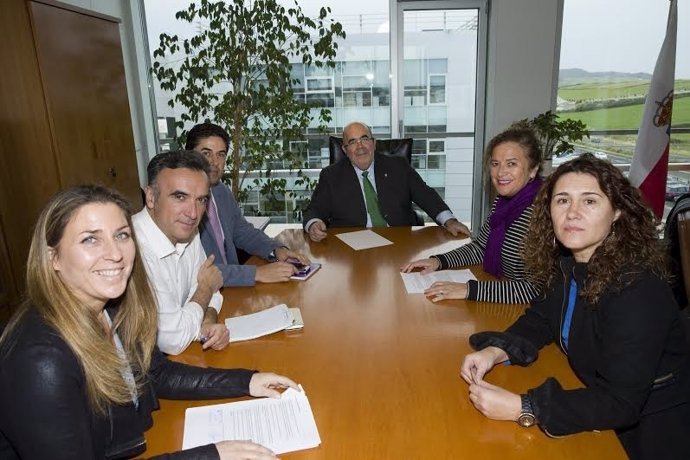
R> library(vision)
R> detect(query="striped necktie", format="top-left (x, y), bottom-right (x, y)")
top-left (361, 171), bottom-right (387, 227)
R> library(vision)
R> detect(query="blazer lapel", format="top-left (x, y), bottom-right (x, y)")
top-left (337, 160), bottom-right (368, 226)
top-left (210, 185), bottom-right (232, 260)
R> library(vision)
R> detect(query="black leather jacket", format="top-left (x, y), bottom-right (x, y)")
top-left (471, 258), bottom-right (690, 436)
top-left (0, 307), bottom-right (255, 459)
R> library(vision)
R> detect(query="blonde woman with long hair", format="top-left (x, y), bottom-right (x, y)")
top-left (0, 185), bottom-right (296, 459)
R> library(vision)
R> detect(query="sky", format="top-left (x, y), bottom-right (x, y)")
top-left (144, 0), bottom-right (689, 78)
top-left (560, 0), bottom-right (688, 77)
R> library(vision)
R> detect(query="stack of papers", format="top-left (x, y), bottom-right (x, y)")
top-left (400, 269), bottom-right (477, 294)
top-left (182, 386), bottom-right (321, 455)
top-left (225, 304), bottom-right (303, 342)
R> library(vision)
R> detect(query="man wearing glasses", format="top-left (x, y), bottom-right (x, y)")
top-left (303, 121), bottom-right (470, 242)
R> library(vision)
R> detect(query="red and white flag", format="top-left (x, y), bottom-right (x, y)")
top-left (629, 0), bottom-right (677, 218)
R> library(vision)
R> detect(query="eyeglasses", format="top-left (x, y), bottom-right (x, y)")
top-left (344, 135), bottom-right (374, 148)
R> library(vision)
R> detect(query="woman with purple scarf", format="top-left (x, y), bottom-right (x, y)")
top-left (401, 125), bottom-right (542, 304)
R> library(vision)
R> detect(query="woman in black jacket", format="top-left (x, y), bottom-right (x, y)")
top-left (0, 185), bottom-right (296, 459)
top-left (461, 154), bottom-right (690, 459)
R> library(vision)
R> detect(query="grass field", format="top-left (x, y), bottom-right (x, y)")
top-left (560, 94), bottom-right (690, 130)
top-left (559, 79), bottom-right (690, 101)
top-left (557, 78), bottom-right (690, 160)
top-left (559, 88), bottom-right (690, 162)
top-left (571, 133), bottom-right (690, 162)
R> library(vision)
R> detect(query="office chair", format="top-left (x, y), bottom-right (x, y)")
top-left (328, 136), bottom-right (413, 165)
top-left (677, 212), bottom-right (690, 307)
top-left (327, 136), bottom-right (424, 226)
top-left (666, 194), bottom-right (690, 309)
top-left (677, 212), bottom-right (690, 345)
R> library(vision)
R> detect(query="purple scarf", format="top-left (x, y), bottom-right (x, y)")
top-left (483, 177), bottom-right (542, 278)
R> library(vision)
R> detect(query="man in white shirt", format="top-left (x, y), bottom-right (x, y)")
top-left (133, 150), bottom-right (229, 355)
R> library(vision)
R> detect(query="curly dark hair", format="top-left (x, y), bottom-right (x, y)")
top-left (523, 153), bottom-right (668, 303)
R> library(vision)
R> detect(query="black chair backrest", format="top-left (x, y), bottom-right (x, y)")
top-left (677, 213), bottom-right (690, 309)
top-left (327, 136), bottom-right (424, 225)
top-left (664, 192), bottom-right (690, 308)
top-left (329, 136), bottom-right (413, 165)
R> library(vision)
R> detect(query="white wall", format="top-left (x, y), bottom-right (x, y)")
top-left (485, 0), bottom-right (563, 138)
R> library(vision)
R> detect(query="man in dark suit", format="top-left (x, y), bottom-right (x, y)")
top-left (187, 123), bottom-right (310, 286)
top-left (303, 121), bottom-right (470, 242)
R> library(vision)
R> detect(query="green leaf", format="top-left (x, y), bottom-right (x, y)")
top-left (520, 110), bottom-right (590, 160)
top-left (152, 0), bottom-right (344, 205)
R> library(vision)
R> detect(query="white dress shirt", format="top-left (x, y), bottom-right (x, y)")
top-left (132, 208), bottom-right (223, 355)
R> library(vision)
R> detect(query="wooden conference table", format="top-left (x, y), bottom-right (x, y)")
top-left (145, 226), bottom-right (626, 459)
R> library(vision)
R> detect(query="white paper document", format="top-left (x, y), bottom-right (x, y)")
top-left (335, 229), bottom-right (393, 250)
top-left (421, 237), bottom-right (471, 255)
top-left (285, 307), bottom-right (304, 331)
top-left (225, 304), bottom-right (292, 342)
top-left (182, 387), bottom-right (321, 455)
top-left (400, 269), bottom-right (477, 294)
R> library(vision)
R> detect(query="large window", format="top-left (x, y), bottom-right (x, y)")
top-left (558, 0), bottom-right (690, 217)
top-left (143, 0), bottom-right (487, 226)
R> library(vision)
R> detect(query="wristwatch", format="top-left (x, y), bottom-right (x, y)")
top-left (517, 394), bottom-right (537, 427)
top-left (268, 246), bottom-right (288, 261)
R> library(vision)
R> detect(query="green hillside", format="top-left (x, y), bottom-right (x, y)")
top-left (560, 81), bottom-right (650, 101)
top-left (556, 78), bottom-right (690, 159)
top-left (559, 79), bottom-right (690, 102)
top-left (560, 94), bottom-right (690, 130)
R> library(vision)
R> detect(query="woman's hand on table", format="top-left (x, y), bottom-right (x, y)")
top-left (400, 257), bottom-right (440, 274)
top-left (460, 346), bottom-right (508, 384)
top-left (249, 372), bottom-right (300, 399)
top-left (462, 347), bottom-right (520, 421)
top-left (468, 380), bottom-right (522, 422)
top-left (424, 281), bottom-right (467, 301)
top-left (215, 440), bottom-right (278, 459)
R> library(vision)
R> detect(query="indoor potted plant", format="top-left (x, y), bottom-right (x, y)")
top-left (517, 110), bottom-right (589, 174)
top-left (152, 0), bottom-right (346, 208)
